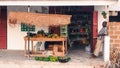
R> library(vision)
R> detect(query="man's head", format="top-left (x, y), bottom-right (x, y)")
top-left (102, 21), bottom-right (107, 27)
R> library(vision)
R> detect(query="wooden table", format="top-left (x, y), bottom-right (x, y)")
top-left (24, 37), bottom-right (67, 57)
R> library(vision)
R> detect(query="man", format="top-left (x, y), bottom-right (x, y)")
top-left (92, 21), bottom-right (108, 58)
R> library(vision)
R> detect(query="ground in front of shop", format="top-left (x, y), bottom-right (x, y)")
top-left (0, 49), bottom-right (105, 68)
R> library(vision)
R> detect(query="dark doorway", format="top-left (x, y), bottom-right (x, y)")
top-left (49, 6), bottom-right (96, 53)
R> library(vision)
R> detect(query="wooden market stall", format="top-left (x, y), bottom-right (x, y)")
top-left (8, 11), bottom-right (71, 57)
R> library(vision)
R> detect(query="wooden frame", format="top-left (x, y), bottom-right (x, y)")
top-left (24, 37), bottom-right (67, 57)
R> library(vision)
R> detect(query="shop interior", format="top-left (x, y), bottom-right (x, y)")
top-left (48, 6), bottom-right (93, 53)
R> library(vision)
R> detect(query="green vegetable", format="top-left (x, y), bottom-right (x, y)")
top-left (49, 56), bottom-right (58, 62)
top-left (35, 56), bottom-right (39, 61)
top-left (37, 30), bottom-right (45, 35)
top-left (39, 57), bottom-right (44, 61)
top-left (35, 56), bottom-right (60, 62)
top-left (48, 55), bottom-right (53, 59)
top-left (43, 57), bottom-right (50, 61)
top-left (58, 56), bottom-right (71, 62)
top-left (67, 57), bottom-right (71, 61)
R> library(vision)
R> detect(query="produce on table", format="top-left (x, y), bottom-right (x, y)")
top-left (37, 30), bottom-right (45, 37)
top-left (48, 34), bottom-right (59, 38)
top-left (48, 34), bottom-right (53, 38)
top-left (37, 30), bottom-right (45, 35)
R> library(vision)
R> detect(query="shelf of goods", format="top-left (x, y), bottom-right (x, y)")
top-left (60, 25), bottom-right (68, 37)
top-left (68, 24), bottom-right (90, 45)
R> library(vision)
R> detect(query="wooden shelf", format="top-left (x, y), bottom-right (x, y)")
top-left (68, 12), bottom-right (92, 46)
top-left (60, 25), bottom-right (68, 37)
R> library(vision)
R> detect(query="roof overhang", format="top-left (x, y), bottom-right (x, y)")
top-left (0, 1), bottom-right (118, 6)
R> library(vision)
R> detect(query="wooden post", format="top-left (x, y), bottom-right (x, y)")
top-left (62, 40), bottom-right (64, 56)
top-left (31, 40), bottom-right (33, 52)
top-left (65, 38), bottom-right (67, 55)
top-left (24, 40), bottom-right (27, 56)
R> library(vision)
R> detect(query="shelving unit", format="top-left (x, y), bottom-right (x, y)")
top-left (68, 24), bottom-right (90, 45)
top-left (60, 25), bottom-right (68, 37)
top-left (68, 12), bottom-right (92, 46)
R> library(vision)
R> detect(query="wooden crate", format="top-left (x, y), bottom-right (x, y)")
top-left (53, 45), bottom-right (64, 56)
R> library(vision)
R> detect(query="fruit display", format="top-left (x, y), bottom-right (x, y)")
top-left (35, 56), bottom-right (71, 63)
top-left (34, 56), bottom-right (58, 62)
top-left (37, 30), bottom-right (45, 35)
top-left (47, 34), bottom-right (59, 38)
top-left (37, 30), bottom-right (45, 37)
top-left (48, 34), bottom-right (53, 38)
top-left (43, 57), bottom-right (50, 61)
top-left (39, 57), bottom-right (44, 61)
top-left (52, 34), bottom-right (59, 38)
top-left (35, 56), bottom-right (39, 61)
top-left (49, 56), bottom-right (58, 62)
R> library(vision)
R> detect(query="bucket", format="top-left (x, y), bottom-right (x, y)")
top-left (85, 45), bottom-right (90, 53)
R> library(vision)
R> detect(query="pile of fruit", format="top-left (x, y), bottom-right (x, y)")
top-left (47, 34), bottom-right (59, 38)
top-left (35, 56), bottom-right (71, 62)
top-left (35, 56), bottom-right (58, 62)
top-left (37, 30), bottom-right (59, 38)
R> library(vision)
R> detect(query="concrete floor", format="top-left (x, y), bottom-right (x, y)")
top-left (0, 49), bottom-right (104, 68)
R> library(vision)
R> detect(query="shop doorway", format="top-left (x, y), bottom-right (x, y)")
top-left (49, 6), bottom-right (97, 53)
top-left (0, 6), bottom-right (7, 49)
top-left (67, 11), bottom-right (93, 52)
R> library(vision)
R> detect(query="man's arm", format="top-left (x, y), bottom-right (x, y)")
top-left (98, 34), bottom-right (107, 37)
top-left (98, 27), bottom-right (108, 37)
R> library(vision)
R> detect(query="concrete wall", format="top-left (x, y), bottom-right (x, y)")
top-left (7, 6), bottom-right (49, 50)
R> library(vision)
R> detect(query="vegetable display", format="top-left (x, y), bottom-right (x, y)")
top-left (35, 56), bottom-right (71, 63)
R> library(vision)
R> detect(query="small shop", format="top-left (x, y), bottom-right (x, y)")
top-left (0, 5), bottom-right (110, 62)
top-left (0, 0), bottom-right (119, 67)
top-left (5, 6), bottom-right (97, 62)
top-left (8, 6), bottom-right (94, 55)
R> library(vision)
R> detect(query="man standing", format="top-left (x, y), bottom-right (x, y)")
top-left (92, 21), bottom-right (108, 58)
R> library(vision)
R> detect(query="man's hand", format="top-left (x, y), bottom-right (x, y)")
top-left (98, 34), bottom-right (106, 36)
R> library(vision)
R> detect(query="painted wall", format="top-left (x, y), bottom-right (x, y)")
top-left (7, 6), bottom-right (49, 50)
top-left (95, 4), bottom-right (120, 31)
top-left (94, 6), bottom-right (108, 32)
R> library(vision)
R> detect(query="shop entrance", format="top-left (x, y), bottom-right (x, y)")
top-left (49, 6), bottom-right (97, 53)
